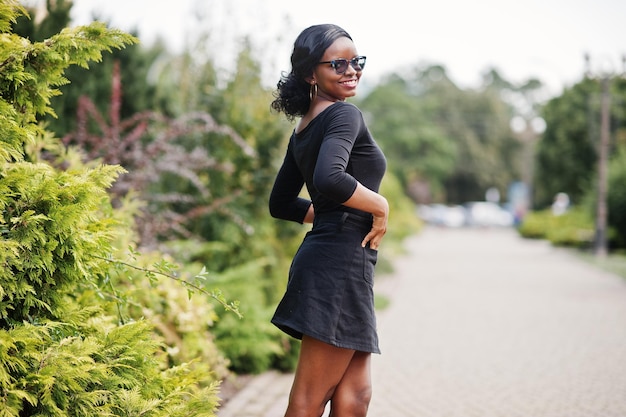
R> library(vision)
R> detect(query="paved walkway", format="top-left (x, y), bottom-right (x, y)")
top-left (218, 227), bottom-right (626, 417)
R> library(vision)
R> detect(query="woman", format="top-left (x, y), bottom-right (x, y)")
top-left (269, 24), bottom-right (388, 417)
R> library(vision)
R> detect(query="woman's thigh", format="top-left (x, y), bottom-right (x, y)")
top-left (329, 350), bottom-right (372, 416)
top-left (286, 336), bottom-right (357, 415)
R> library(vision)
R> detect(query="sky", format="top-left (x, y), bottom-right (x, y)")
top-left (64, 0), bottom-right (626, 98)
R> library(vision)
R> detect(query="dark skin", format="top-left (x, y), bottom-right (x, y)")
top-left (286, 336), bottom-right (372, 417)
top-left (284, 36), bottom-right (388, 417)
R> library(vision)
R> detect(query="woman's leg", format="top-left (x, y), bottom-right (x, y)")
top-left (285, 335), bottom-right (360, 417)
top-left (329, 350), bottom-right (372, 417)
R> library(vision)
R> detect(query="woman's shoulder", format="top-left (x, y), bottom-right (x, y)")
top-left (323, 101), bottom-right (364, 121)
top-left (330, 100), bottom-right (361, 113)
top-left (323, 101), bottom-right (365, 129)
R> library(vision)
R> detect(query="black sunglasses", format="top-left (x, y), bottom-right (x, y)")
top-left (318, 56), bottom-right (366, 74)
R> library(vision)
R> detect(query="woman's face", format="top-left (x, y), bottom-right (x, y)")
top-left (312, 36), bottom-right (362, 102)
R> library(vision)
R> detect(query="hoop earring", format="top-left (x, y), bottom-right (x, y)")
top-left (309, 83), bottom-right (318, 102)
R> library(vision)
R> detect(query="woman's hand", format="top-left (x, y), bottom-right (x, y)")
top-left (362, 197), bottom-right (388, 250)
top-left (342, 182), bottom-right (389, 250)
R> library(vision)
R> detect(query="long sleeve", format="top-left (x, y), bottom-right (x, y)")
top-left (269, 138), bottom-right (312, 223)
top-left (312, 105), bottom-right (361, 203)
top-left (270, 102), bottom-right (385, 219)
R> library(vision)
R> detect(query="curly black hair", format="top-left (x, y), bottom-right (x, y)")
top-left (270, 24), bottom-right (352, 121)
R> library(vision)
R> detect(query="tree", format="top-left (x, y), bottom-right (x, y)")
top-left (533, 75), bottom-right (626, 210)
top-left (359, 73), bottom-right (457, 203)
top-left (0, 3), bottom-right (222, 415)
top-left (526, 72), bottom-right (626, 249)
top-left (12, 0), bottom-right (165, 138)
top-left (607, 77), bottom-right (626, 248)
top-left (359, 64), bottom-right (522, 204)
top-left (533, 79), bottom-right (600, 208)
top-left (607, 147), bottom-right (626, 248)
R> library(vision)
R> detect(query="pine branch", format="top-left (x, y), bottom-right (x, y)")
top-left (94, 255), bottom-right (242, 319)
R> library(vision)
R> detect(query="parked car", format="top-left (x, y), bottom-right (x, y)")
top-left (417, 204), bottom-right (467, 228)
top-left (463, 201), bottom-right (514, 227)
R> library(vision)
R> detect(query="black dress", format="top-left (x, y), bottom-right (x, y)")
top-left (269, 102), bottom-right (386, 353)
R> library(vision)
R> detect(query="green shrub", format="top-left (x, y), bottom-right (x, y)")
top-left (522, 146), bottom-right (626, 250)
top-left (380, 172), bottom-right (423, 255)
top-left (1, 4), bottom-right (224, 415)
top-left (213, 307), bottom-right (291, 374)
top-left (0, 158), bottom-right (222, 416)
top-left (112, 248), bottom-right (231, 381)
top-left (193, 256), bottom-right (297, 374)
top-left (518, 208), bottom-right (595, 248)
top-left (517, 210), bottom-right (550, 239)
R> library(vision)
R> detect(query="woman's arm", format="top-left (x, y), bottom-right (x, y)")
top-left (302, 203), bottom-right (315, 224)
top-left (269, 144), bottom-right (311, 224)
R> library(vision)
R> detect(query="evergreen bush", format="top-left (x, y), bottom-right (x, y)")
top-left (1, 3), bottom-right (223, 415)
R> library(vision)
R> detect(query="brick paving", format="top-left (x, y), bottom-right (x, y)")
top-left (218, 227), bottom-right (626, 417)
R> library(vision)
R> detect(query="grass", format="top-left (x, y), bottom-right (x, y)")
top-left (573, 249), bottom-right (626, 279)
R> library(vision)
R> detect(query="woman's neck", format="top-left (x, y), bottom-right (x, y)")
top-left (316, 91), bottom-right (344, 103)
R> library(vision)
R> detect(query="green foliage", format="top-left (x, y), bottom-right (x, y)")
top-left (607, 147), bottom-right (626, 248)
top-left (575, 250), bottom-right (626, 279)
top-left (103, 246), bottom-right (233, 383)
top-left (535, 76), bottom-right (626, 210)
top-left (534, 75), bottom-right (626, 248)
top-left (47, 40), bottom-right (164, 138)
top-left (0, 161), bottom-right (123, 325)
top-left (379, 172), bottom-right (423, 255)
top-left (141, 42), bottom-right (306, 374)
top-left (359, 75), bottom-right (457, 202)
top-left (359, 65), bottom-right (523, 204)
top-left (189, 255), bottom-right (297, 374)
top-left (12, 0), bottom-right (161, 138)
top-left (212, 307), bottom-right (293, 374)
top-left (521, 135), bottom-right (626, 252)
top-left (0, 3), bottom-right (137, 163)
top-left (534, 78), bottom-right (600, 208)
top-left (0, 157), bottom-right (223, 417)
top-left (0, 318), bottom-right (220, 417)
top-left (1, 3), bottom-right (225, 416)
top-left (517, 208), bottom-right (595, 248)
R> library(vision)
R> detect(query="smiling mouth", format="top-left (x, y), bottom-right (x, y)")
top-left (340, 79), bottom-right (358, 87)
